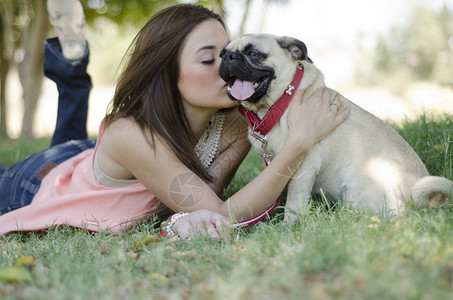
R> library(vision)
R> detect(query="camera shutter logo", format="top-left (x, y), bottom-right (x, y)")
top-left (169, 173), bottom-right (204, 207)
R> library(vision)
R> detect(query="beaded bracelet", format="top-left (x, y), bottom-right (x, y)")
top-left (160, 212), bottom-right (189, 237)
top-left (159, 196), bottom-right (279, 238)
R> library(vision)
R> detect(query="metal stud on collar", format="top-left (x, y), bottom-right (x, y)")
top-left (285, 85), bottom-right (295, 95)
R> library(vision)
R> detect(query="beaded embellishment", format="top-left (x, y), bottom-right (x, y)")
top-left (194, 112), bottom-right (225, 168)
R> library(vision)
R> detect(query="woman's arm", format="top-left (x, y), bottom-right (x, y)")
top-left (206, 108), bottom-right (251, 195)
top-left (100, 88), bottom-right (349, 223)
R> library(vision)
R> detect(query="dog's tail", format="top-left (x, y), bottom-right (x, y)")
top-left (411, 176), bottom-right (453, 208)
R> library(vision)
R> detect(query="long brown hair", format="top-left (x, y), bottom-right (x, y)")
top-left (106, 4), bottom-right (225, 182)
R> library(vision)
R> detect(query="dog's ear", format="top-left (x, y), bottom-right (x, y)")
top-left (277, 36), bottom-right (313, 63)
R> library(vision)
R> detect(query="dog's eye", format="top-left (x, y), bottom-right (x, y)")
top-left (246, 49), bottom-right (267, 60)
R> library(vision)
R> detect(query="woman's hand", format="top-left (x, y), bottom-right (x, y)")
top-left (286, 88), bottom-right (350, 152)
top-left (173, 209), bottom-right (231, 239)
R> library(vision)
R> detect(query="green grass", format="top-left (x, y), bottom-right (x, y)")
top-left (0, 113), bottom-right (452, 299)
top-left (0, 137), bottom-right (51, 167)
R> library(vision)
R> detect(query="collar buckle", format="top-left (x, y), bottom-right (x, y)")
top-left (250, 126), bottom-right (275, 163)
top-left (297, 60), bottom-right (303, 70)
top-left (250, 124), bottom-right (267, 145)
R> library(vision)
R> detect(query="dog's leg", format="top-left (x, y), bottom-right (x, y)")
top-left (284, 153), bottom-right (321, 222)
top-left (341, 178), bottom-right (405, 217)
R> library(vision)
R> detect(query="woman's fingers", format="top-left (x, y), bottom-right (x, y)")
top-left (173, 210), bottom-right (231, 239)
top-left (286, 87), bottom-right (350, 149)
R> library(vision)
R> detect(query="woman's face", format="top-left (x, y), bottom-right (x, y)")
top-left (177, 19), bottom-right (235, 112)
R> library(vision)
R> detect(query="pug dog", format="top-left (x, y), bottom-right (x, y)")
top-left (219, 33), bottom-right (453, 221)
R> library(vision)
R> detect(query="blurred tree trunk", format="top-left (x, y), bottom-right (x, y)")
top-left (212, 0), bottom-right (226, 19)
top-left (238, 0), bottom-right (251, 35)
top-left (0, 17), bottom-right (6, 138)
top-left (236, 0), bottom-right (288, 35)
top-left (16, 0), bottom-right (49, 138)
top-left (0, 0), bottom-right (14, 139)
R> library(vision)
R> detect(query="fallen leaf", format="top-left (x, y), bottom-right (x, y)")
top-left (0, 267), bottom-right (33, 283)
top-left (97, 240), bottom-right (108, 254)
top-left (370, 215), bottom-right (381, 223)
top-left (232, 244), bottom-right (246, 252)
top-left (167, 236), bottom-right (179, 244)
top-left (196, 280), bottom-right (213, 295)
top-left (171, 249), bottom-right (197, 259)
top-left (149, 272), bottom-right (169, 282)
top-left (368, 224), bottom-right (379, 229)
top-left (126, 252), bottom-right (139, 259)
top-left (15, 256), bottom-right (35, 267)
top-left (394, 220), bottom-right (402, 230)
top-left (132, 235), bottom-right (161, 250)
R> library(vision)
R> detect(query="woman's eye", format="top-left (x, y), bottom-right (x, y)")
top-left (202, 58), bottom-right (215, 65)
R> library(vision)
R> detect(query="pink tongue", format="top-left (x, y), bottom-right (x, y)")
top-left (230, 79), bottom-right (255, 101)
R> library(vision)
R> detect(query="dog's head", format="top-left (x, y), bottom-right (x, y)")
top-left (219, 34), bottom-right (311, 109)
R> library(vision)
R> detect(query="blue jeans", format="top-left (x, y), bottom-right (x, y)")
top-left (0, 140), bottom-right (95, 214)
top-left (0, 38), bottom-right (96, 214)
top-left (45, 37), bottom-right (92, 146)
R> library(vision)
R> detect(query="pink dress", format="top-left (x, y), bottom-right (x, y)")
top-left (0, 121), bottom-right (162, 235)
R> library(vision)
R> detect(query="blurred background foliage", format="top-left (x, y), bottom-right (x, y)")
top-left (83, 0), bottom-right (180, 28)
top-left (0, 0), bottom-right (452, 139)
top-left (355, 5), bottom-right (453, 87)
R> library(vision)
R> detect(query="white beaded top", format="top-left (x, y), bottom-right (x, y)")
top-left (195, 112), bottom-right (225, 168)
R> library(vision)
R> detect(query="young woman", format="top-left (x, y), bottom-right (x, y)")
top-left (0, 4), bottom-right (348, 238)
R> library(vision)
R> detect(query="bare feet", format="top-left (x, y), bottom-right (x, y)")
top-left (47, 0), bottom-right (86, 61)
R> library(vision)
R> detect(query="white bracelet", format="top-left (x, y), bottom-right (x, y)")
top-left (160, 212), bottom-right (189, 237)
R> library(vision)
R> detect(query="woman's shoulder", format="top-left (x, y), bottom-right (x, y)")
top-left (105, 117), bottom-right (140, 135)
top-left (103, 117), bottom-right (151, 146)
top-left (101, 117), bottom-right (173, 158)
top-left (98, 117), bottom-right (178, 180)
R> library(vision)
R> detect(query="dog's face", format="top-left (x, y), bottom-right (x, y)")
top-left (219, 34), bottom-right (310, 109)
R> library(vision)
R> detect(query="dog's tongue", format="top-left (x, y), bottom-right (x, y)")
top-left (230, 79), bottom-right (255, 101)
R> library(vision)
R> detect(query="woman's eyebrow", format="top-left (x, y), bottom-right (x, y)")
top-left (196, 45), bottom-right (216, 53)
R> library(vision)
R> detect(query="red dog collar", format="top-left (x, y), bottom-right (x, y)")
top-left (238, 63), bottom-right (304, 136)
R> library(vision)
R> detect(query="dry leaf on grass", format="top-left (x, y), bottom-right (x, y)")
top-left (149, 272), bottom-right (169, 282)
top-left (132, 235), bottom-right (161, 251)
top-left (171, 249), bottom-right (197, 259)
top-left (15, 256), bottom-right (35, 267)
top-left (0, 267), bottom-right (33, 283)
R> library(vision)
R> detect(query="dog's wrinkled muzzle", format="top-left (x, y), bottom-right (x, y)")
top-left (219, 51), bottom-right (274, 103)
